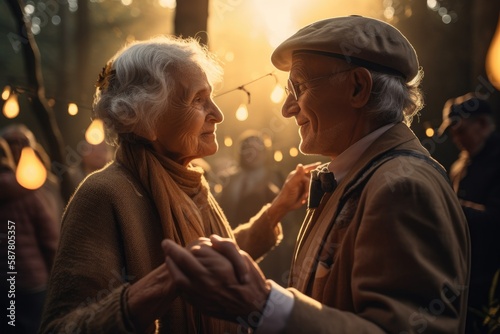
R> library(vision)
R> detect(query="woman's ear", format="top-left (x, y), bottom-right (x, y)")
top-left (349, 67), bottom-right (372, 108)
top-left (134, 123), bottom-right (157, 142)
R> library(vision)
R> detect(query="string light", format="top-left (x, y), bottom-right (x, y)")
top-left (3, 93), bottom-right (20, 119)
top-left (224, 135), bottom-right (233, 147)
top-left (68, 103), bottom-right (79, 116)
top-left (2, 86), bottom-right (11, 100)
top-left (215, 73), bottom-right (276, 100)
top-left (85, 119), bottom-right (105, 145)
top-left (158, 0), bottom-right (176, 9)
top-left (486, 14), bottom-right (500, 90)
top-left (15, 146), bottom-right (47, 190)
top-left (423, 122), bottom-right (435, 138)
top-left (289, 147), bottom-right (299, 157)
top-left (270, 84), bottom-right (285, 104)
top-left (213, 183), bottom-right (223, 194)
top-left (263, 136), bottom-right (273, 148)
top-left (273, 150), bottom-right (283, 162)
top-left (235, 104), bottom-right (249, 121)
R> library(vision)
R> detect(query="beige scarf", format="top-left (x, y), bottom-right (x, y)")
top-left (115, 141), bottom-right (240, 333)
top-left (116, 141), bottom-right (233, 244)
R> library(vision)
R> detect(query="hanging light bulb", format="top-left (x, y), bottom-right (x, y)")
top-left (224, 135), bottom-right (233, 147)
top-left (15, 146), bottom-right (47, 190)
top-left (274, 150), bottom-right (283, 162)
top-left (158, 0), bottom-right (176, 9)
top-left (263, 136), bottom-right (273, 148)
top-left (423, 121), bottom-right (435, 138)
top-left (235, 104), bottom-right (248, 121)
top-left (2, 86), bottom-right (11, 100)
top-left (486, 15), bottom-right (500, 90)
top-left (68, 103), bottom-right (78, 116)
top-left (85, 119), bottom-right (105, 145)
top-left (3, 93), bottom-right (20, 119)
top-left (270, 84), bottom-right (285, 103)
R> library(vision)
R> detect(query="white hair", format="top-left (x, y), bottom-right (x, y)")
top-left (364, 69), bottom-right (425, 126)
top-left (93, 36), bottom-right (223, 145)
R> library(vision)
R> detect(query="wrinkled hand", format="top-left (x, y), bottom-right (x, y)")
top-left (162, 235), bottom-right (270, 323)
top-left (268, 162), bottom-right (320, 220)
top-left (126, 263), bottom-right (178, 332)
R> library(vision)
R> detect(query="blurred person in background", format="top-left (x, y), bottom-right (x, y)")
top-left (1, 124), bottom-right (65, 222)
top-left (218, 130), bottom-right (284, 228)
top-left (218, 130), bottom-right (300, 284)
top-left (0, 136), bottom-right (60, 334)
top-left (438, 93), bottom-right (500, 333)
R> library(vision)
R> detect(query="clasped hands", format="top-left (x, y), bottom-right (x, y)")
top-left (158, 162), bottom-right (319, 327)
top-left (160, 162), bottom-right (319, 325)
top-left (162, 235), bottom-right (270, 325)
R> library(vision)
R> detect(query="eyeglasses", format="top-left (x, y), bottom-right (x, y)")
top-left (285, 68), bottom-right (352, 101)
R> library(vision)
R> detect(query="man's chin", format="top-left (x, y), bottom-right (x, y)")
top-left (299, 141), bottom-right (319, 156)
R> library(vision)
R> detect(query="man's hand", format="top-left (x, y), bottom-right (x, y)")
top-left (162, 236), bottom-right (271, 323)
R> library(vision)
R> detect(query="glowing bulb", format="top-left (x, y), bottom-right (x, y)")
top-left (486, 16), bottom-right (500, 90)
top-left (3, 93), bottom-right (19, 119)
top-left (270, 84), bottom-right (285, 103)
top-left (423, 122), bottom-right (435, 138)
top-left (85, 119), bottom-right (105, 145)
top-left (289, 147), bottom-right (299, 157)
top-left (158, 0), bottom-right (176, 9)
top-left (274, 150), bottom-right (283, 162)
top-left (224, 136), bottom-right (233, 147)
top-left (235, 104), bottom-right (248, 121)
top-left (68, 103), bottom-right (78, 116)
top-left (263, 137), bottom-right (272, 148)
top-left (2, 86), bottom-right (10, 100)
top-left (15, 147), bottom-right (47, 190)
top-left (213, 184), bottom-right (222, 193)
top-left (427, 0), bottom-right (438, 10)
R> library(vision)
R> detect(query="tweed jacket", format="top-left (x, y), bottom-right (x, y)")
top-left (284, 123), bottom-right (470, 334)
top-left (39, 162), bottom-right (281, 333)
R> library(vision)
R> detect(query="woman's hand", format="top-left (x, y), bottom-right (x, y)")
top-left (267, 162), bottom-right (321, 222)
top-left (162, 236), bottom-right (270, 323)
top-left (126, 263), bottom-right (178, 332)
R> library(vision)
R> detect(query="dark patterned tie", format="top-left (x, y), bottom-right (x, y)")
top-left (308, 166), bottom-right (337, 209)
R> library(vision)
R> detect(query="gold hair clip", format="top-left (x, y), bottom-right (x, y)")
top-left (96, 62), bottom-right (116, 91)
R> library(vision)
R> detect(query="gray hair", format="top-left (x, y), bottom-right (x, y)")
top-left (93, 36), bottom-right (223, 145)
top-left (364, 69), bottom-right (424, 126)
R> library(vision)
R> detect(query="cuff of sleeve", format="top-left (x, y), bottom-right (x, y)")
top-left (255, 280), bottom-right (294, 334)
top-left (121, 283), bottom-right (138, 333)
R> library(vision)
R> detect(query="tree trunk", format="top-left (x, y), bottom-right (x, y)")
top-left (6, 0), bottom-right (75, 202)
top-left (174, 0), bottom-right (209, 45)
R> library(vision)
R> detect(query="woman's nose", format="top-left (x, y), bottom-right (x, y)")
top-left (209, 100), bottom-right (224, 123)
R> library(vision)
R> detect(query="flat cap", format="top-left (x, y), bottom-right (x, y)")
top-left (271, 16), bottom-right (419, 82)
top-left (438, 93), bottom-right (492, 136)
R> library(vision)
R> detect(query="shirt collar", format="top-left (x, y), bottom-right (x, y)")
top-left (328, 123), bottom-right (395, 183)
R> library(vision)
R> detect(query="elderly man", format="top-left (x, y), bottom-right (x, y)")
top-left (439, 93), bottom-right (500, 333)
top-left (163, 16), bottom-right (470, 333)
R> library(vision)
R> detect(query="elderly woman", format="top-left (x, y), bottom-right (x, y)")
top-left (39, 36), bottom-right (313, 333)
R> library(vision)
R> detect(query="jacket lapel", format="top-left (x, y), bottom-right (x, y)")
top-left (291, 123), bottom-right (424, 293)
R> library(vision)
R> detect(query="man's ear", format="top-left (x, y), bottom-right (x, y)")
top-left (349, 67), bottom-right (372, 108)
